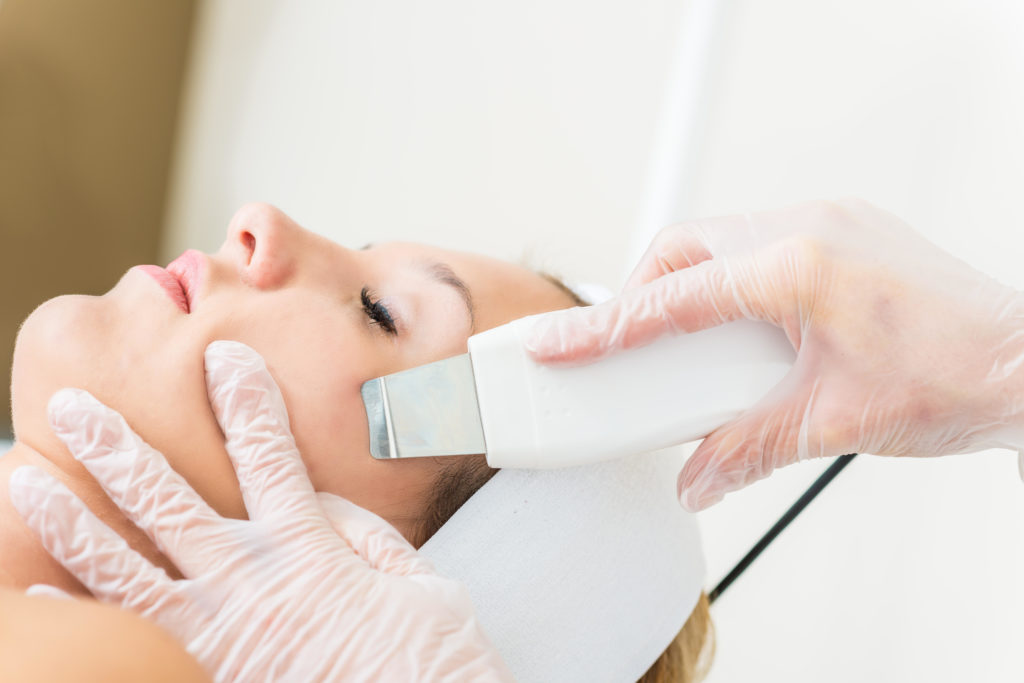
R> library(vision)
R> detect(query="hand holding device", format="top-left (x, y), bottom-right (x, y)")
top-left (529, 199), bottom-right (1024, 509)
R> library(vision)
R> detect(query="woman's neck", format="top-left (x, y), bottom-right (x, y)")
top-left (0, 440), bottom-right (179, 594)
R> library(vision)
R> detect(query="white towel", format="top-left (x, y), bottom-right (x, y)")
top-left (421, 447), bottom-right (704, 683)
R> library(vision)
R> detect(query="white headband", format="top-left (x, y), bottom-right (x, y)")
top-left (420, 283), bottom-right (706, 682)
top-left (420, 447), bottom-right (705, 682)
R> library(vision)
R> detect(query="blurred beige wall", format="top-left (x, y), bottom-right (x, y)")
top-left (0, 0), bottom-right (196, 437)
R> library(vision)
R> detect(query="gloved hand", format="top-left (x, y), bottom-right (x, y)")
top-left (528, 199), bottom-right (1024, 510)
top-left (9, 341), bottom-right (512, 683)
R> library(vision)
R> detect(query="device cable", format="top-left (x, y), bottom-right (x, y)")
top-left (708, 453), bottom-right (858, 604)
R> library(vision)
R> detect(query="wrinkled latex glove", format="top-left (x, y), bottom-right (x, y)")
top-left (9, 341), bottom-right (512, 683)
top-left (528, 199), bottom-right (1024, 510)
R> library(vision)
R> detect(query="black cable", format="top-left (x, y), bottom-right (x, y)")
top-left (708, 453), bottom-right (858, 605)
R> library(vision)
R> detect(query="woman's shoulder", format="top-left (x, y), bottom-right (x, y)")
top-left (0, 587), bottom-right (211, 682)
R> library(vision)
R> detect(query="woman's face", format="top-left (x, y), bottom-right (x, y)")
top-left (11, 204), bottom-right (577, 538)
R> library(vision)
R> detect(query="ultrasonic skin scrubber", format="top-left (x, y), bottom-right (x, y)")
top-left (361, 313), bottom-right (795, 469)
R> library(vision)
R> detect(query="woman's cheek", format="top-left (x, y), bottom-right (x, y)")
top-left (265, 354), bottom-right (367, 481)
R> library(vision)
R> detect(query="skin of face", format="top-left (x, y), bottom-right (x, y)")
top-left (1, 203), bottom-right (577, 591)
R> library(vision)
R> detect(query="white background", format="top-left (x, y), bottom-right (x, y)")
top-left (166, 1), bottom-right (1024, 680)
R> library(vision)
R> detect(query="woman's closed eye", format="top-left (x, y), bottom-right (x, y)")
top-left (361, 287), bottom-right (398, 335)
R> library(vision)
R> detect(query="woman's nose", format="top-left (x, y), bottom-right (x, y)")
top-left (225, 203), bottom-right (303, 289)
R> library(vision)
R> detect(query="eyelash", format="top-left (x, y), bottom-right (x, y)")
top-left (361, 287), bottom-right (398, 335)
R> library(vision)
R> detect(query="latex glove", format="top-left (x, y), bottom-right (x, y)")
top-left (9, 341), bottom-right (512, 683)
top-left (528, 199), bottom-right (1024, 510)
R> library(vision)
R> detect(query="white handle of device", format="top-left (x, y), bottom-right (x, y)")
top-left (467, 316), bottom-right (796, 469)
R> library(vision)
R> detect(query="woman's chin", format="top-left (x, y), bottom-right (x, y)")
top-left (10, 295), bottom-right (109, 450)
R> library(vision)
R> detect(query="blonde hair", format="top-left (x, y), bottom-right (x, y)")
top-left (638, 592), bottom-right (714, 683)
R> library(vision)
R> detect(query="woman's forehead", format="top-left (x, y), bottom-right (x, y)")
top-left (366, 241), bottom-right (545, 292)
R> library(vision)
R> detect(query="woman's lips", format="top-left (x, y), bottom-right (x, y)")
top-left (134, 250), bottom-right (204, 314)
top-left (167, 250), bottom-right (204, 313)
top-left (136, 265), bottom-right (189, 313)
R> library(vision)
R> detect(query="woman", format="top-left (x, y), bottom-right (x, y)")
top-left (1, 203), bottom-right (712, 681)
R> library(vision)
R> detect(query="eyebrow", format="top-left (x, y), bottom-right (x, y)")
top-left (423, 261), bottom-right (476, 333)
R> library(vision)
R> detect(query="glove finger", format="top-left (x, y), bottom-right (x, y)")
top-left (317, 492), bottom-right (435, 576)
top-left (48, 389), bottom-right (227, 577)
top-left (533, 240), bottom-right (798, 366)
top-left (9, 466), bottom-right (176, 611)
top-left (623, 222), bottom-right (715, 290)
top-left (527, 258), bottom-right (730, 364)
top-left (205, 341), bottom-right (325, 525)
top-left (26, 584), bottom-right (74, 600)
top-left (677, 376), bottom-right (848, 510)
